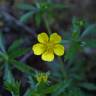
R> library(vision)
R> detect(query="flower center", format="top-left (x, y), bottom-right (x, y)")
top-left (46, 41), bottom-right (54, 50)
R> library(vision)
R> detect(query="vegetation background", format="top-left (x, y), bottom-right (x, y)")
top-left (0, 0), bottom-right (96, 96)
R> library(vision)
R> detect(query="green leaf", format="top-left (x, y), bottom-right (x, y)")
top-left (84, 40), bottom-right (96, 48)
top-left (16, 3), bottom-right (36, 11)
top-left (5, 81), bottom-right (20, 96)
top-left (0, 32), bottom-right (5, 52)
top-left (44, 80), bottom-right (71, 95)
top-left (9, 60), bottom-right (35, 75)
top-left (35, 13), bottom-right (41, 27)
top-left (80, 82), bottom-right (96, 90)
top-left (40, 2), bottom-right (68, 10)
top-left (0, 52), bottom-right (8, 61)
top-left (72, 17), bottom-right (80, 34)
top-left (8, 48), bottom-right (30, 59)
top-left (8, 39), bottom-right (23, 53)
top-left (81, 24), bottom-right (96, 38)
top-left (24, 89), bottom-right (41, 96)
top-left (65, 41), bottom-right (81, 61)
top-left (66, 88), bottom-right (85, 96)
top-left (3, 63), bottom-right (15, 84)
top-left (52, 80), bottom-right (71, 96)
top-left (44, 83), bottom-right (61, 94)
top-left (3, 63), bottom-right (20, 95)
top-left (20, 11), bottom-right (34, 23)
top-left (24, 80), bottom-right (70, 96)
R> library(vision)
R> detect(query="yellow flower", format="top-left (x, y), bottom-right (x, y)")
top-left (36, 72), bottom-right (48, 84)
top-left (32, 32), bottom-right (64, 62)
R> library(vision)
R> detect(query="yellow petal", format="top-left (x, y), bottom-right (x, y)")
top-left (54, 44), bottom-right (64, 56)
top-left (38, 32), bottom-right (49, 43)
top-left (41, 50), bottom-right (54, 62)
top-left (50, 33), bottom-right (61, 43)
top-left (32, 43), bottom-right (46, 55)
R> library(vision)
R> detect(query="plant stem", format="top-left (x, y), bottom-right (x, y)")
top-left (43, 15), bottom-right (52, 35)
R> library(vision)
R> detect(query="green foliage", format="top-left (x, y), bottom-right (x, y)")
top-left (16, 1), bottom-right (67, 27)
top-left (5, 81), bottom-right (20, 96)
top-left (20, 11), bottom-right (35, 23)
top-left (9, 60), bottom-right (35, 76)
top-left (16, 3), bottom-right (36, 11)
top-left (81, 24), bottom-right (96, 38)
top-left (80, 82), bottom-right (96, 90)
top-left (0, 0), bottom-right (96, 96)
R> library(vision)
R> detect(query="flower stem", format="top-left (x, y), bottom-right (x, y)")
top-left (43, 15), bottom-right (52, 35)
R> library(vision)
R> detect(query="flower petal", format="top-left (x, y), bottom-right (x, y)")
top-left (41, 50), bottom-right (54, 62)
top-left (54, 44), bottom-right (64, 56)
top-left (50, 33), bottom-right (61, 43)
top-left (38, 32), bottom-right (49, 43)
top-left (32, 43), bottom-right (46, 55)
